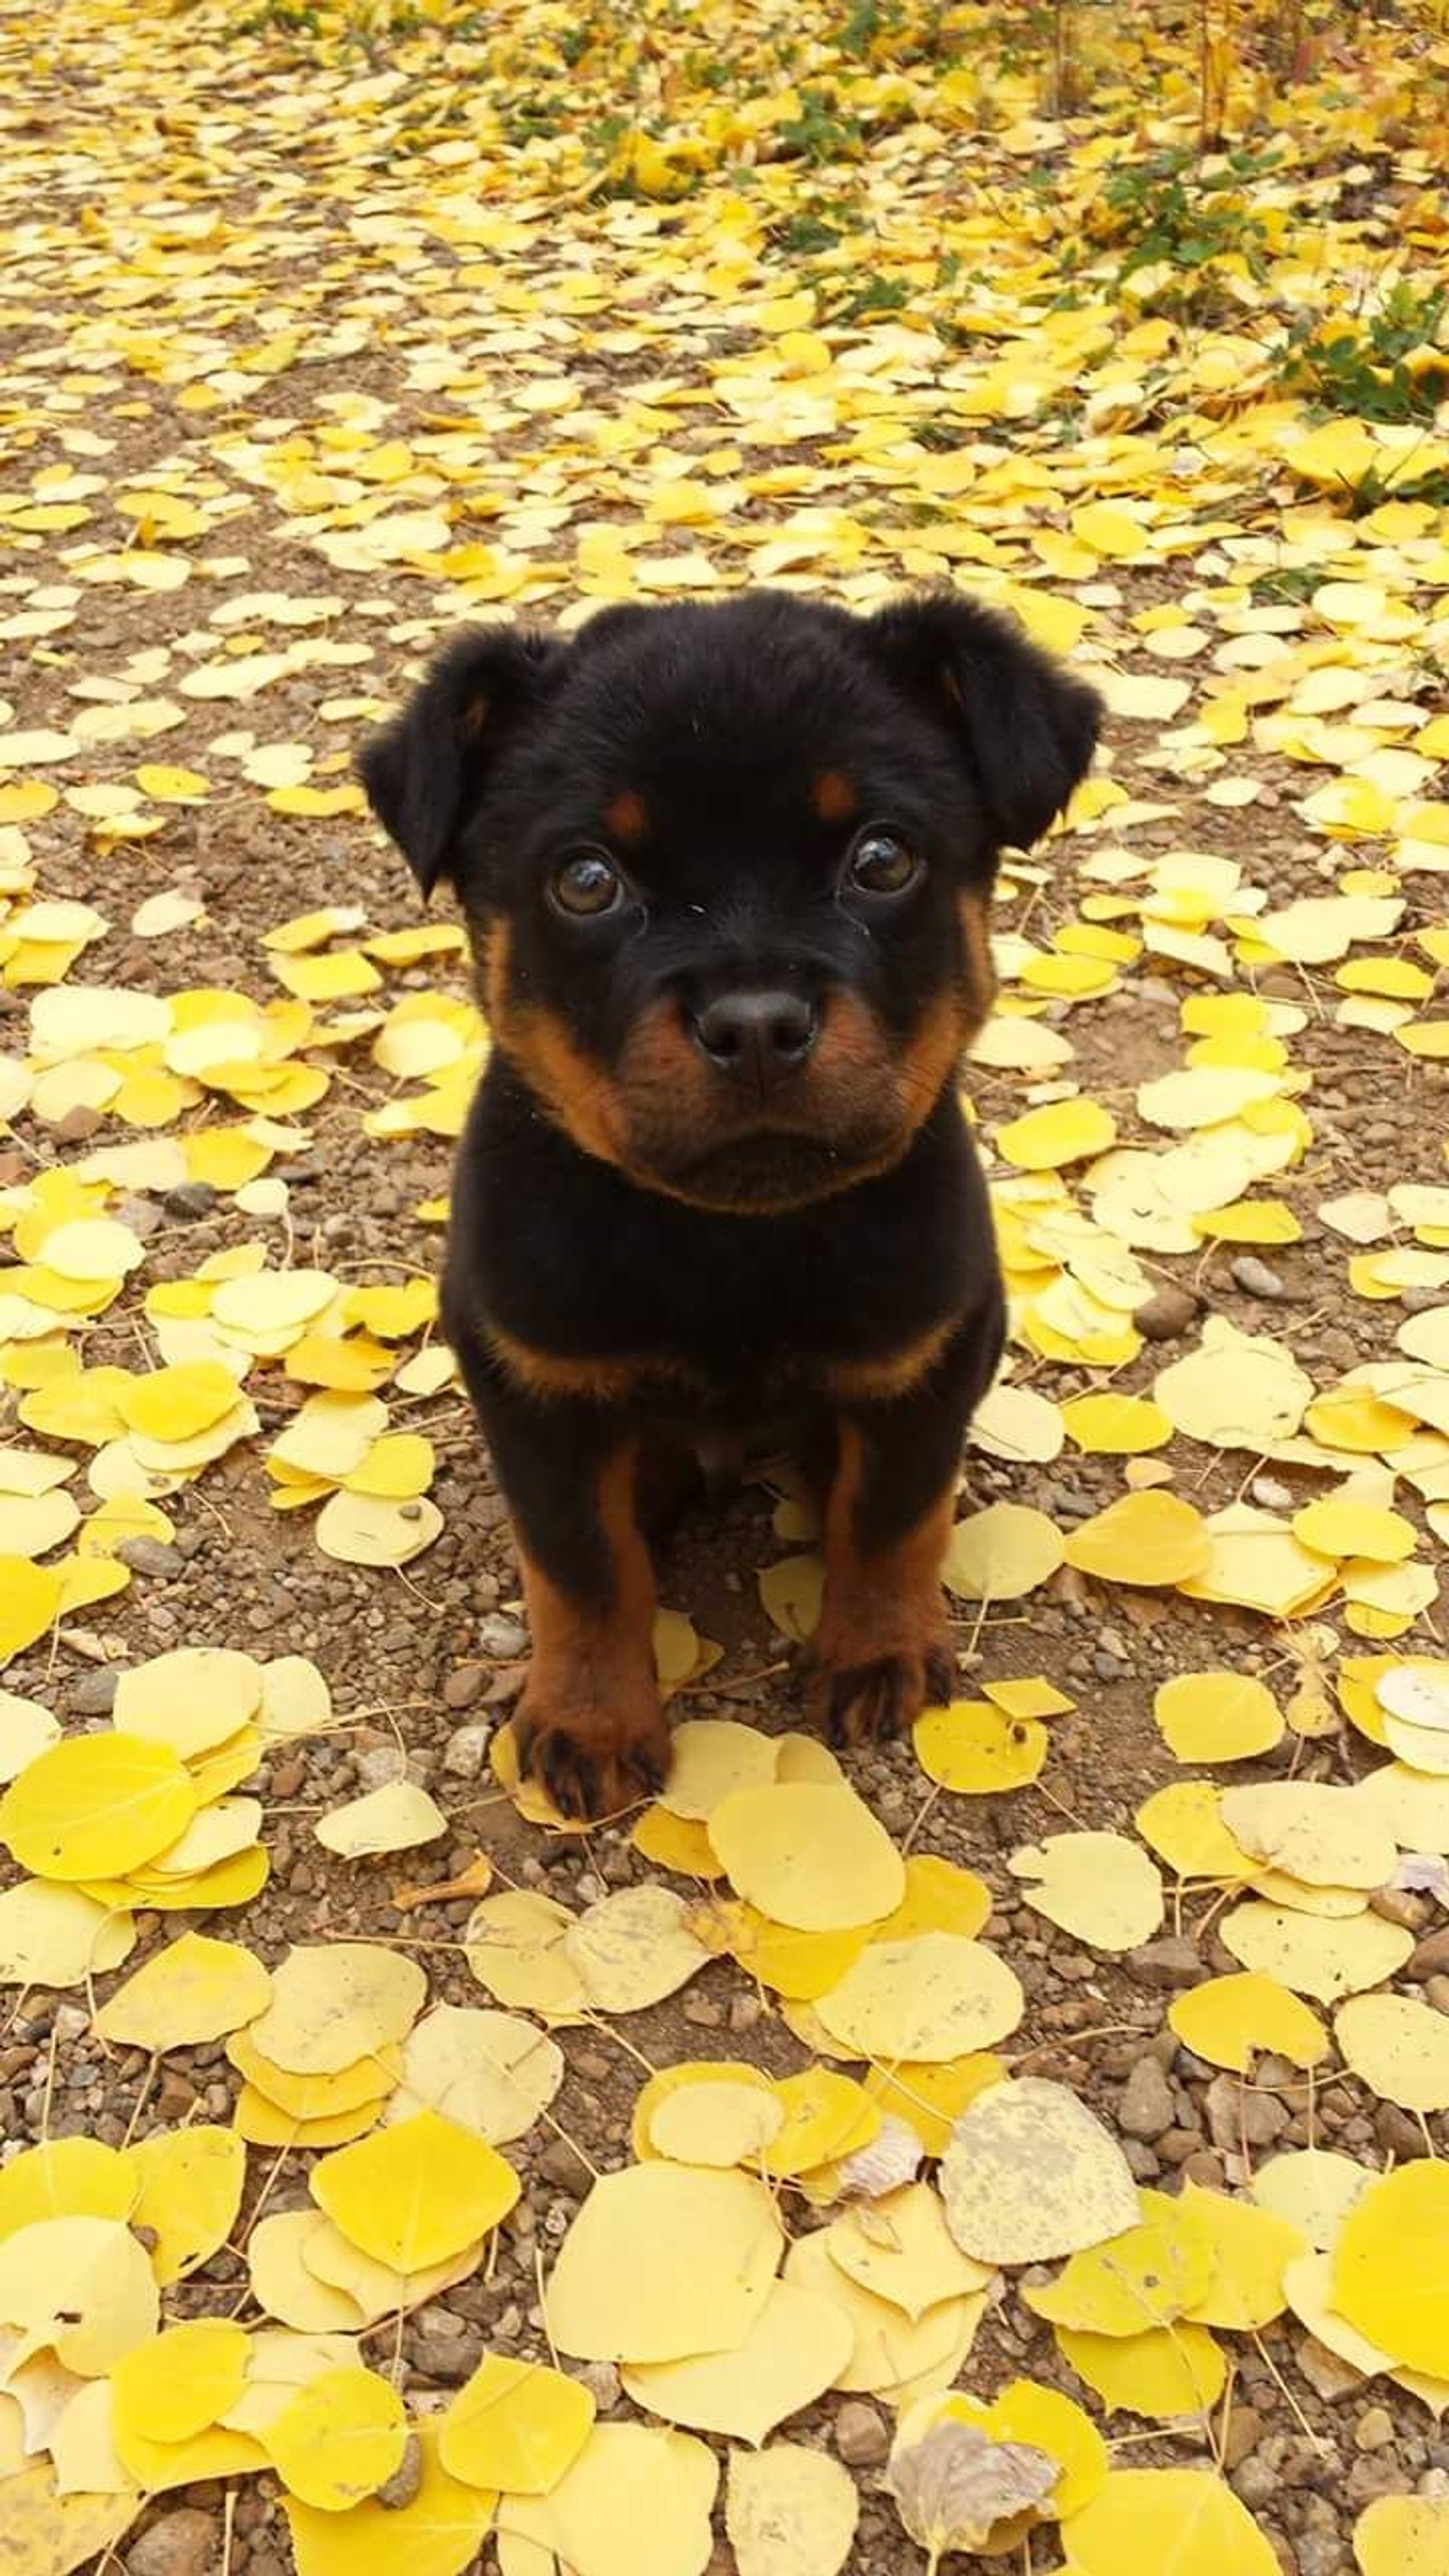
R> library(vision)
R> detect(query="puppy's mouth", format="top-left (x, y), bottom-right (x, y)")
top-left (627, 1114), bottom-right (907, 1212)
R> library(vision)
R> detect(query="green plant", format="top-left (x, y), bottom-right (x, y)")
top-left (1283, 281), bottom-right (1449, 426)
top-left (1093, 146), bottom-right (1275, 281)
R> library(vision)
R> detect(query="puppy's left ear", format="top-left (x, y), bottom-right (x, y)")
top-left (865, 591), bottom-right (1102, 852)
top-left (358, 624), bottom-right (565, 898)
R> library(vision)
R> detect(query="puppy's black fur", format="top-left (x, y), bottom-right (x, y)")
top-left (360, 589), bottom-right (1100, 1819)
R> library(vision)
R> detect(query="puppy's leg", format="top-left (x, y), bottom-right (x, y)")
top-left (456, 1341), bottom-right (667, 1821)
top-left (809, 1311), bottom-right (1002, 1747)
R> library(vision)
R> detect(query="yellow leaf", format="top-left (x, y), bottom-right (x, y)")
top-left (646, 2076), bottom-right (784, 2169)
top-left (659, 1718), bottom-right (778, 1820)
top-left (564, 1883), bottom-right (711, 2013)
top-left (783, 2228), bottom-right (987, 2400)
top-left (0, 1734), bottom-right (196, 1879)
top-left (1060, 1394), bottom-right (1171, 1454)
top-left (92, 1930), bottom-right (271, 2051)
top-left (266, 2366), bottom-right (408, 2511)
top-left (1219, 1782), bottom-right (1396, 1890)
top-left (1179, 2183), bottom-right (1305, 2330)
top-left (389, 2005), bottom-right (561, 2146)
top-left (312, 2111), bottom-right (519, 2273)
top-left (942, 1503), bottom-right (1064, 1601)
top-left (118, 2127), bottom-right (245, 2288)
top-left (863, 2055), bottom-right (1005, 2159)
top-left (1169, 1974), bottom-right (1329, 2075)
top-left (0, 1556), bottom-right (62, 1661)
top-left (0, 2139), bottom-right (137, 2240)
top-left (544, 2164), bottom-right (783, 2365)
top-left (1063, 1490), bottom-right (1211, 1587)
top-left (112, 1644), bottom-right (263, 1757)
top-left (758, 2071), bottom-right (880, 2177)
top-left (1154, 1669), bottom-right (1285, 1764)
top-left (1007, 1833), bottom-right (1164, 1954)
top-left (440, 2354), bottom-right (594, 2495)
top-left (995, 1099), bottom-right (1117, 1170)
top-left (1222, 1901), bottom-right (1414, 2003)
top-left (1334, 1994), bottom-right (1449, 2114)
top-left (622, 2280), bottom-right (853, 2444)
top-left (110, 2320), bottom-right (249, 2445)
top-left (1354, 2495), bottom-right (1449, 2576)
top-left (1068, 2468), bottom-right (1278, 2572)
top-left (1025, 2188), bottom-right (1214, 2335)
top-left (315, 1781), bottom-right (448, 1859)
top-left (1056, 2320), bottom-right (1225, 2417)
top-left (706, 1781), bottom-right (904, 1932)
top-left (501, 2422), bottom-right (717, 2576)
top-left (914, 1701), bottom-right (1048, 1795)
top-left (0, 2216), bottom-right (158, 2373)
top-left (757, 1552), bottom-right (825, 1641)
top-left (827, 2184), bottom-right (993, 2322)
top-left (1335, 2165), bottom-right (1449, 2376)
top-left (282, 2418), bottom-right (495, 2576)
top-left (1293, 1497), bottom-right (1416, 1563)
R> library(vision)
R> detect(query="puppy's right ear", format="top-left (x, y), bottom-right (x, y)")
top-left (358, 625), bottom-right (564, 898)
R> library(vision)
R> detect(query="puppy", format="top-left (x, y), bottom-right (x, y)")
top-left (360, 588), bottom-right (1100, 1821)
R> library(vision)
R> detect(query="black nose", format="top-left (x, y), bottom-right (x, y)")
top-left (692, 989), bottom-right (819, 1084)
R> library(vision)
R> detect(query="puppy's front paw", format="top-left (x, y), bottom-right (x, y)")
top-left (806, 1635), bottom-right (955, 1748)
top-left (514, 1677), bottom-right (670, 1822)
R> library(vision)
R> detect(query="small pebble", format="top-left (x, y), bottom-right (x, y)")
top-left (1133, 1283), bottom-right (1199, 1341)
top-left (1232, 1255), bottom-right (1290, 1301)
top-left (834, 2399), bottom-right (890, 2469)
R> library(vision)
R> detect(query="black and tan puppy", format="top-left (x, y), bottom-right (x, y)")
top-left (360, 589), bottom-right (1099, 1820)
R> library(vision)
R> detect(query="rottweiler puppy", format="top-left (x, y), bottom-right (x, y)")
top-left (360, 588), bottom-right (1100, 1821)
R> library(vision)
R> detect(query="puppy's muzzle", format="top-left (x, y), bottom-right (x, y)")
top-left (689, 987), bottom-right (820, 1097)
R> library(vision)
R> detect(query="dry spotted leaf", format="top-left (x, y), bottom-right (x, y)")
top-left (249, 1941), bottom-right (427, 2073)
top-left (1006, 1832), bottom-right (1164, 1952)
top-left (91, 1931), bottom-right (271, 2051)
top-left (940, 2081), bottom-right (1137, 2266)
top-left (0, 1881), bottom-right (136, 1989)
top-left (0, 2465), bottom-right (139, 2576)
top-left (813, 1933), bottom-right (1022, 2061)
top-left (544, 2164), bottom-right (783, 2365)
top-left (888, 2417), bottom-right (1058, 2570)
top-left (725, 2445), bottom-right (859, 2576)
top-left (387, 2005), bottom-right (563, 2145)
top-left (564, 1883), bottom-right (712, 2011)
top-left (1221, 1902), bottom-right (1415, 2002)
top-left (1219, 1783), bottom-right (1396, 1889)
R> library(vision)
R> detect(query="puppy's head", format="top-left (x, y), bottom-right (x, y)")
top-left (360, 590), bottom-right (1100, 1213)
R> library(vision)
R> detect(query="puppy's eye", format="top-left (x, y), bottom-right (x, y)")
top-left (549, 851), bottom-right (622, 918)
top-left (846, 830), bottom-right (922, 899)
